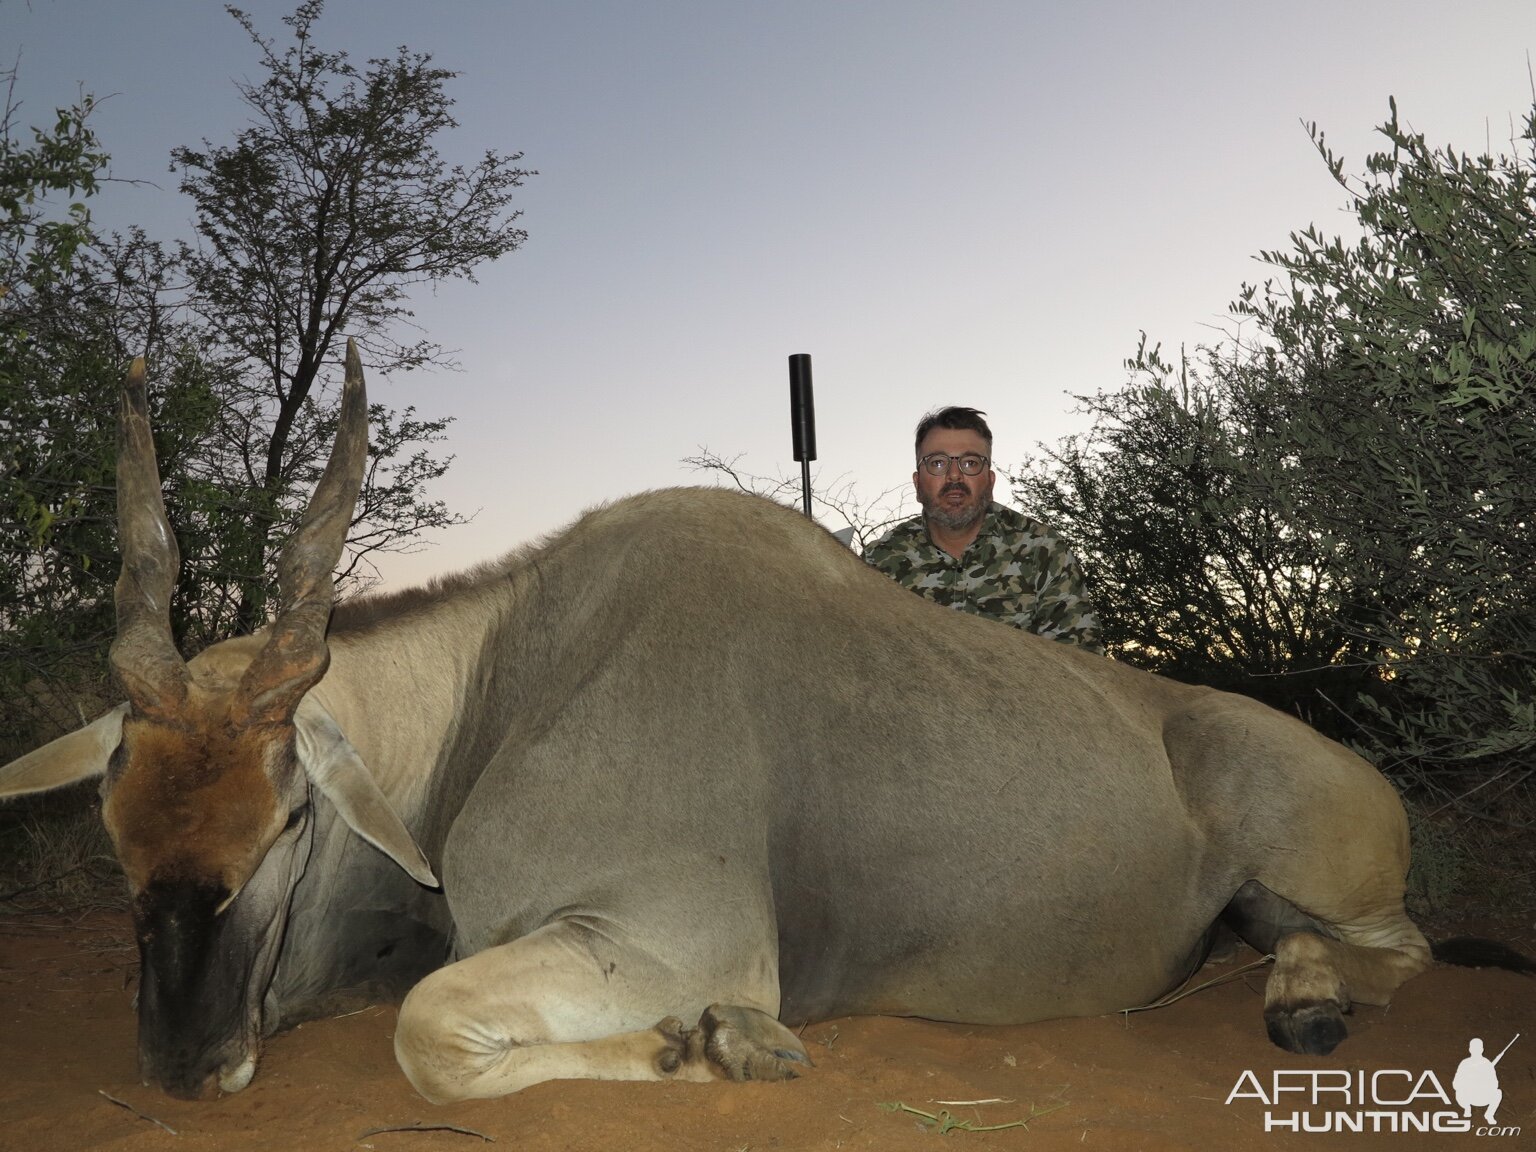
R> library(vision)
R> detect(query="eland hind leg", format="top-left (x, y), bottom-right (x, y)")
top-left (1222, 879), bottom-right (1429, 1055)
top-left (1250, 785), bottom-right (1429, 1057)
top-left (393, 919), bottom-right (809, 1103)
top-left (1172, 697), bottom-right (1430, 1055)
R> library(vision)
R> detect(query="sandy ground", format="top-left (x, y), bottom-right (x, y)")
top-left (1, 910), bottom-right (1531, 1152)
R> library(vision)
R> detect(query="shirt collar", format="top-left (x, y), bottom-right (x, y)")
top-left (923, 501), bottom-right (999, 558)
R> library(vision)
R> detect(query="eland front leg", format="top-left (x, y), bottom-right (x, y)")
top-left (392, 919), bottom-right (809, 1102)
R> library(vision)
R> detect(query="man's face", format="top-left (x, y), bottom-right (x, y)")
top-left (913, 427), bottom-right (994, 533)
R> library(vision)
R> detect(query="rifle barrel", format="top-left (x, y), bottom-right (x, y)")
top-left (1491, 1033), bottom-right (1520, 1066)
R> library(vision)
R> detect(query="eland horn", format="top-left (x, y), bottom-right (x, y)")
top-left (235, 340), bottom-right (370, 726)
top-left (110, 357), bottom-right (192, 720)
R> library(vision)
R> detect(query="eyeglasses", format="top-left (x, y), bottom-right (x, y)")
top-left (917, 452), bottom-right (990, 477)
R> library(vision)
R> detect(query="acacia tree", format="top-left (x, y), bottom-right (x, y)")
top-left (1011, 337), bottom-right (1386, 732)
top-left (172, 1), bottom-right (533, 628)
top-left (0, 83), bottom-right (224, 746)
top-left (0, 81), bottom-right (116, 750)
top-left (1023, 97), bottom-right (1536, 816)
top-left (1236, 99), bottom-right (1536, 807)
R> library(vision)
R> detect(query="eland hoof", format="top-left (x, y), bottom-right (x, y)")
top-left (698, 1004), bottom-right (812, 1082)
top-left (1265, 1000), bottom-right (1348, 1055)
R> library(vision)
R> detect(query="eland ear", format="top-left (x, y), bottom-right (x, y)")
top-left (0, 705), bottom-right (128, 799)
top-left (294, 699), bottom-right (439, 889)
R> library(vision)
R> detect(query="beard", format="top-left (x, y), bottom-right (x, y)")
top-left (920, 477), bottom-right (991, 532)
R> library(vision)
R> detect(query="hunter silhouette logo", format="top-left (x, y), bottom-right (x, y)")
top-left (1454, 1034), bottom-right (1518, 1126)
top-left (1226, 1034), bottom-right (1522, 1135)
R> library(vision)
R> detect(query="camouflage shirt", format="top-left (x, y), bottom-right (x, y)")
top-left (862, 503), bottom-right (1103, 651)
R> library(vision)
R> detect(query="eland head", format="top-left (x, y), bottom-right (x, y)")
top-left (3, 343), bottom-right (435, 1098)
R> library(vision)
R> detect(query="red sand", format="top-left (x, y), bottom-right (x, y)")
top-left (2, 910), bottom-right (1531, 1151)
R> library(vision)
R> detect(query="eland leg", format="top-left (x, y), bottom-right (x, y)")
top-left (1264, 928), bottom-right (1428, 1054)
top-left (1223, 879), bottom-right (1429, 1055)
top-left (1254, 812), bottom-right (1429, 1057)
top-left (1170, 697), bottom-right (1432, 1055)
top-left (392, 919), bottom-right (809, 1103)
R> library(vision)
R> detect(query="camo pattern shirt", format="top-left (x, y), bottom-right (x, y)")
top-left (862, 503), bottom-right (1103, 651)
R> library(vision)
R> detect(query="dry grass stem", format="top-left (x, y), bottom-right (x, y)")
top-left (1120, 954), bottom-right (1275, 1015)
top-left (356, 1121), bottom-right (495, 1141)
top-left (98, 1090), bottom-right (178, 1135)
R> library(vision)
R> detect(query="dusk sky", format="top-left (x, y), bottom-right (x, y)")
top-left (6, 1), bottom-right (1535, 588)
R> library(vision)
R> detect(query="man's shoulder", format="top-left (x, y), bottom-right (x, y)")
top-left (862, 514), bottom-right (933, 574)
top-left (981, 502), bottom-right (1057, 543)
top-left (864, 514), bottom-right (927, 554)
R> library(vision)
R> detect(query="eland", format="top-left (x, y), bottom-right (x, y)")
top-left (0, 347), bottom-right (1471, 1102)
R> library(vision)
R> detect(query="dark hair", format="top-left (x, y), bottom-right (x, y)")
top-left (914, 406), bottom-right (992, 458)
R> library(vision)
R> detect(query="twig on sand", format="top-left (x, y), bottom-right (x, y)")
top-left (1119, 954), bottom-right (1275, 1015)
top-left (936, 1097), bottom-right (1014, 1106)
top-left (98, 1090), bottom-right (178, 1135)
top-left (357, 1121), bottom-right (495, 1142)
top-left (879, 1099), bottom-right (1066, 1134)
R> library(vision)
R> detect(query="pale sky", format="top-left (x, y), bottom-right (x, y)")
top-left (6, 1), bottom-right (1535, 588)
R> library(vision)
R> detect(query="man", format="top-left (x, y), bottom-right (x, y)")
top-left (863, 406), bottom-right (1102, 651)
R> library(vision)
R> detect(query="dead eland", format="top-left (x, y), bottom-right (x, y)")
top-left (1, 347), bottom-right (1514, 1103)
